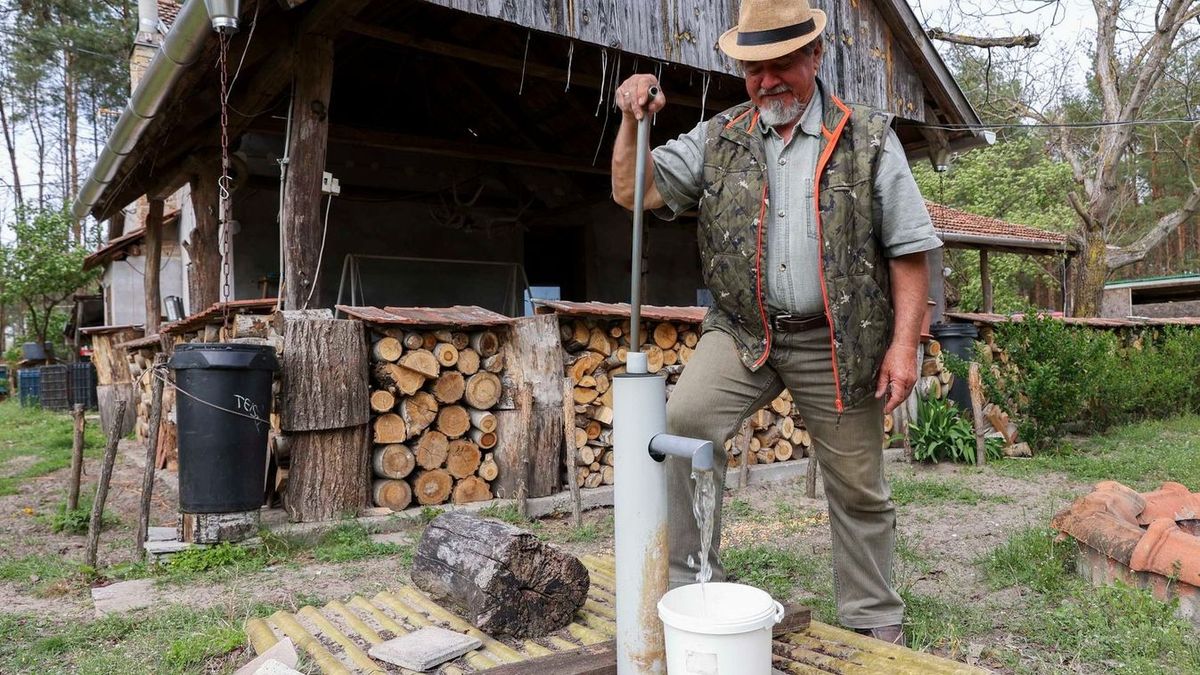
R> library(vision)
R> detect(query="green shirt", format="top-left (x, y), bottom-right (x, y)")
top-left (653, 97), bottom-right (941, 315)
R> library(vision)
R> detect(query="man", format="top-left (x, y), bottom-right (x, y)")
top-left (611, 0), bottom-right (940, 645)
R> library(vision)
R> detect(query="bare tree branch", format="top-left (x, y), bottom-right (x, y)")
top-left (927, 27), bottom-right (1042, 48)
top-left (1106, 186), bottom-right (1200, 267)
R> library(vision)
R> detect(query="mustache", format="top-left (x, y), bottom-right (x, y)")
top-left (756, 85), bottom-right (791, 97)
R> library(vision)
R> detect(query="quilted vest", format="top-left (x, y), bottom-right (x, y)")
top-left (696, 79), bottom-right (894, 412)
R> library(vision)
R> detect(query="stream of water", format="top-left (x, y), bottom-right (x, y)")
top-left (691, 469), bottom-right (718, 608)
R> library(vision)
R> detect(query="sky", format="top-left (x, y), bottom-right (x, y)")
top-left (912, 0), bottom-right (1099, 107)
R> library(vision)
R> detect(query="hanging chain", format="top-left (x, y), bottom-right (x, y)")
top-left (218, 34), bottom-right (234, 320)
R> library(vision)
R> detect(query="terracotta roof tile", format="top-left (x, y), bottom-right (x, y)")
top-left (157, 0), bottom-right (181, 28)
top-left (926, 201), bottom-right (1072, 250)
top-left (1053, 481), bottom-right (1200, 587)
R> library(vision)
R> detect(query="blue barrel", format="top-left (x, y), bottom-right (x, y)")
top-left (169, 343), bottom-right (279, 513)
top-left (18, 369), bottom-right (41, 407)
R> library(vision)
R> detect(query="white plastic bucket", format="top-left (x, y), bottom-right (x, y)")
top-left (657, 582), bottom-right (785, 675)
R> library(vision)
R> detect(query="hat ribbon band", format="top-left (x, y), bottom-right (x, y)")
top-left (736, 18), bottom-right (816, 46)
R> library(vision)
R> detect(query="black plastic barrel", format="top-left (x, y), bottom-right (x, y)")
top-left (930, 322), bottom-right (979, 413)
top-left (169, 343), bottom-right (279, 513)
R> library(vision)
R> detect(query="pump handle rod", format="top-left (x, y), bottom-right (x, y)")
top-left (629, 85), bottom-right (659, 355)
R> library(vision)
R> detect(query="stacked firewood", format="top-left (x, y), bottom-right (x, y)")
top-left (558, 316), bottom-right (827, 487)
top-left (559, 317), bottom-right (696, 488)
top-left (368, 328), bottom-right (505, 510)
top-left (723, 390), bottom-right (813, 467)
top-left (916, 339), bottom-right (955, 402)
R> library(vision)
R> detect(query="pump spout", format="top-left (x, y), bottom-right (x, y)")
top-left (649, 433), bottom-right (714, 472)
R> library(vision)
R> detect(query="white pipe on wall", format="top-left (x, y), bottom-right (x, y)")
top-left (613, 351), bottom-right (668, 674)
top-left (137, 0), bottom-right (160, 37)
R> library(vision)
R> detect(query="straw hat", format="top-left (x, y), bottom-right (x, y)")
top-left (718, 0), bottom-right (827, 62)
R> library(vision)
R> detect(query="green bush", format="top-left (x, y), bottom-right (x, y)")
top-left (979, 318), bottom-right (1200, 449)
top-left (907, 397), bottom-right (1001, 464)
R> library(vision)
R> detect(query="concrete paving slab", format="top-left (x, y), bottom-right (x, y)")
top-left (253, 659), bottom-right (303, 675)
top-left (368, 626), bottom-right (482, 671)
top-left (91, 579), bottom-right (158, 617)
top-left (234, 639), bottom-right (298, 675)
top-left (369, 531), bottom-right (412, 546)
top-left (147, 526), bottom-right (176, 542)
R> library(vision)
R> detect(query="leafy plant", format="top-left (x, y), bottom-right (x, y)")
top-left (311, 524), bottom-right (401, 563)
top-left (908, 398), bottom-right (1000, 464)
top-left (164, 543), bottom-right (259, 575)
top-left (47, 498), bottom-right (117, 535)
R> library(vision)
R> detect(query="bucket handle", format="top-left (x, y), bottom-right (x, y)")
top-left (773, 601), bottom-right (785, 625)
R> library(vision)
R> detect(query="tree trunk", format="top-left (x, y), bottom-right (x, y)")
top-left (285, 425), bottom-right (370, 522)
top-left (144, 200), bottom-right (164, 333)
top-left (411, 512), bottom-right (589, 638)
top-left (188, 164), bottom-right (221, 311)
top-left (0, 90), bottom-right (22, 210)
top-left (1071, 234), bottom-right (1110, 317)
top-left (279, 316), bottom-right (369, 431)
top-left (280, 32), bottom-right (334, 310)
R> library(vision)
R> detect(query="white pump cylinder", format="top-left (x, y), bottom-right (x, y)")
top-left (613, 366), bottom-right (668, 674)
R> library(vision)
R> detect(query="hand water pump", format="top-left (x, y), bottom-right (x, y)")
top-left (613, 87), bottom-right (716, 675)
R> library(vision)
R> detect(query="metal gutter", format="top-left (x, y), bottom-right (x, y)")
top-left (938, 231), bottom-right (1076, 253)
top-left (72, 0), bottom-right (211, 221)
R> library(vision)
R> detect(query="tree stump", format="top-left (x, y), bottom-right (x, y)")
top-left (411, 512), bottom-right (589, 637)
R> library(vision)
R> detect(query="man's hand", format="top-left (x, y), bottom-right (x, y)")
top-left (615, 74), bottom-right (667, 121)
top-left (875, 343), bottom-right (918, 415)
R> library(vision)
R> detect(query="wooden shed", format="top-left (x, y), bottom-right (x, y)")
top-left (75, 0), bottom-right (987, 327)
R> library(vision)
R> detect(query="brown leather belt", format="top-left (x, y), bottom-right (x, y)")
top-left (772, 313), bottom-right (828, 333)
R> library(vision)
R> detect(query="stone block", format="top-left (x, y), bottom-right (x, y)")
top-left (368, 626), bottom-right (482, 671)
top-left (91, 579), bottom-right (158, 617)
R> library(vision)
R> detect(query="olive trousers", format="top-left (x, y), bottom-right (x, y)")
top-left (665, 328), bottom-right (904, 629)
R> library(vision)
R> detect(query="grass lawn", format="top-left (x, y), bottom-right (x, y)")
top-left (0, 400), bottom-right (105, 496)
top-left (0, 603), bottom-right (271, 673)
top-left (994, 414), bottom-right (1200, 491)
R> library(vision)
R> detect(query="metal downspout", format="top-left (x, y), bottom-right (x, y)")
top-left (72, 0), bottom-right (212, 221)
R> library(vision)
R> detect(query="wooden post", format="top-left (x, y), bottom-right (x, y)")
top-left (493, 316), bottom-right (565, 498)
top-left (562, 377), bottom-right (582, 528)
top-left (968, 362), bottom-right (987, 466)
top-left (280, 32), bottom-right (334, 310)
top-left (278, 313), bottom-right (371, 522)
top-left (86, 399), bottom-right (126, 569)
top-left (805, 453), bottom-right (818, 499)
top-left (67, 404), bottom-right (85, 511)
top-left (187, 163), bottom-right (221, 311)
top-left (144, 199), bottom-right (164, 333)
top-left (135, 354), bottom-right (166, 557)
top-left (979, 249), bottom-right (993, 314)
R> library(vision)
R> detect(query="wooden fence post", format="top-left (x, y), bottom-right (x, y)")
top-left (135, 354), bottom-right (167, 557)
top-left (86, 399), bottom-right (127, 569)
top-left (67, 404), bottom-right (86, 511)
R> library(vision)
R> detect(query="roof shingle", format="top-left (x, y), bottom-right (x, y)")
top-left (926, 201), bottom-right (1072, 250)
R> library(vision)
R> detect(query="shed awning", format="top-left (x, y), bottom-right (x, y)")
top-left (927, 201), bottom-right (1074, 256)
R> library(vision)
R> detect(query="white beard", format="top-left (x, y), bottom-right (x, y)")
top-left (758, 97), bottom-right (805, 128)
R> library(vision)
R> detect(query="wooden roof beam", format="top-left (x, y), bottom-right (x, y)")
top-left (343, 20), bottom-right (739, 112)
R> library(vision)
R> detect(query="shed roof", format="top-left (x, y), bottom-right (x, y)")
top-left (1104, 273), bottom-right (1200, 291)
top-left (82, 210), bottom-right (180, 270)
top-left (533, 300), bottom-right (707, 324)
top-left (927, 201), bottom-right (1074, 255)
top-left (946, 311), bottom-right (1200, 329)
top-left (337, 305), bottom-right (512, 328)
top-left (76, 0), bottom-right (988, 222)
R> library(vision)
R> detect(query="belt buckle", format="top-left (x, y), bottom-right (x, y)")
top-left (772, 313), bottom-right (793, 332)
